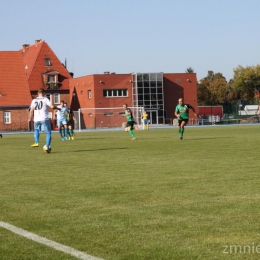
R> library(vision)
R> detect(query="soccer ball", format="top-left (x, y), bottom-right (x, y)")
top-left (43, 145), bottom-right (52, 153)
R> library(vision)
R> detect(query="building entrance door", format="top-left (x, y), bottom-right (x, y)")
top-left (148, 110), bottom-right (158, 124)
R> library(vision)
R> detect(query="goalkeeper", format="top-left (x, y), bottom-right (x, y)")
top-left (142, 110), bottom-right (149, 130)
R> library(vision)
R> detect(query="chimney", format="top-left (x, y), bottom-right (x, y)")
top-left (35, 39), bottom-right (41, 44)
top-left (22, 44), bottom-right (30, 52)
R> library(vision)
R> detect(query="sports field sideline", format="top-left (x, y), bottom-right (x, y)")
top-left (1, 124), bottom-right (260, 260)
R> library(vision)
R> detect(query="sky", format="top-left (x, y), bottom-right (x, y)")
top-left (1, 0), bottom-right (260, 81)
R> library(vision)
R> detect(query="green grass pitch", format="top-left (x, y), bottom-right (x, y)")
top-left (1, 126), bottom-right (260, 260)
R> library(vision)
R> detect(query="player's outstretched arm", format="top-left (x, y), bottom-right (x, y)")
top-left (50, 105), bottom-right (61, 110)
top-left (191, 106), bottom-right (197, 117)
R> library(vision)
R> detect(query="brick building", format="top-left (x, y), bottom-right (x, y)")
top-left (0, 40), bottom-right (72, 131)
top-left (0, 40), bottom-right (198, 131)
top-left (69, 72), bottom-right (198, 129)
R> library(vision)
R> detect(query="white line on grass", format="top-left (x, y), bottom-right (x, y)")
top-left (0, 221), bottom-right (105, 260)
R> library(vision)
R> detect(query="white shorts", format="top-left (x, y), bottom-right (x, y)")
top-left (34, 119), bottom-right (51, 133)
top-left (57, 119), bottom-right (67, 127)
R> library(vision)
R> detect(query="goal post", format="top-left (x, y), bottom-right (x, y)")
top-left (74, 107), bottom-right (144, 132)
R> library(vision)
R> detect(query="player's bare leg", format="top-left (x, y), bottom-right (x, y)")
top-left (179, 121), bottom-right (186, 140)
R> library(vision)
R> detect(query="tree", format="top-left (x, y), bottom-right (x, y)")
top-left (185, 67), bottom-right (194, 73)
top-left (233, 65), bottom-right (260, 103)
top-left (197, 71), bottom-right (230, 105)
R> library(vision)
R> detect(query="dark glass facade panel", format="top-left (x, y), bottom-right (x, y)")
top-left (157, 94), bottom-right (163, 100)
top-left (157, 87), bottom-right (163, 93)
top-left (144, 88), bottom-right (150, 94)
top-left (137, 74), bottom-right (143, 81)
top-left (158, 117), bottom-right (164, 124)
top-left (138, 94), bottom-right (143, 101)
top-left (157, 73), bottom-right (163, 81)
top-left (158, 110), bottom-right (164, 116)
top-left (150, 74), bottom-right (156, 81)
top-left (151, 88), bottom-right (156, 94)
top-left (137, 82), bottom-right (143, 88)
top-left (144, 94), bottom-right (150, 100)
top-left (151, 94), bottom-right (156, 101)
top-left (144, 81), bottom-right (149, 88)
top-left (143, 74), bottom-right (149, 81)
top-left (138, 88), bottom-right (143, 94)
top-left (150, 81), bottom-right (156, 87)
top-left (134, 72), bottom-right (164, 124)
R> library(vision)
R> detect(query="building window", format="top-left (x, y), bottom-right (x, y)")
top-left (46, 93), bottom-right (51, 101)
top-left (104, 113), bottom-right (114, 116)
top-left (176, 79), bottom-right (181, 82)
top-left (45, 58), bottom-right (51, 66)
top-left (88, 90), bottom-right (92, 99)
top-left (48, 75), bottom-right (56, 83)
top-left (103, 89), bottom-right (128, 97)
top-left (4, 111), bottom-right (11, 124)
top-left (54, 93), bottom-right (60, 104)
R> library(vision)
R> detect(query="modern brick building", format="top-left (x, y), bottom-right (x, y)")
top-left (69, 72), bottom-right (198, 129)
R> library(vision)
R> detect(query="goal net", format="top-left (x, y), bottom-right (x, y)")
top-left (73, 107), bottom-right (144, 132)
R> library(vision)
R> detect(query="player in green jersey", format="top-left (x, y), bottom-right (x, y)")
top-left (123, 103), bottom-right (139, 140)
top-left (64, 102), bottom-right (76, 140)
top-left (175, 98), bottom-right (197, 140)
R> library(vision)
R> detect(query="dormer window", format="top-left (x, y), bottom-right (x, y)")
top-left (45, 58), bottom-right (51, 66)
top-left (48, 75), bottom-right (56, 83)
top-left (42, 70), bottom-right (60, 90)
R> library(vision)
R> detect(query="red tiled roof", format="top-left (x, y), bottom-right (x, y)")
top-left (21, 41), bottom-right (42, 80)
top-left (20, 41), bottom-right (72, 91)
top-left (0, 51), bottom-right (31, 107)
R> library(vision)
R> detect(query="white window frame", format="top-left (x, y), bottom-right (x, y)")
top-left (54, 93), bottom-right (60, 104)
top-left (4, 111), bottom-right (11, 124)
top-left (103, 89), bottom-right (128, 97)
top-left (48, 75), bottom-right (56, 83)
top-left (88, 90), bottom-right (92, 99)
top-left (45, 58), bottom-right (51, 66)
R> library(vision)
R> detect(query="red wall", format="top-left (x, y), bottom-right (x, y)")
top-left (198, 106), bottom-right (223, 118)
top-left (70, 74), bottom-right (132, 128)
top-left (163, 73), bottom-right (198, 120)
top-left (0, 108), bottom-right (29, 131)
